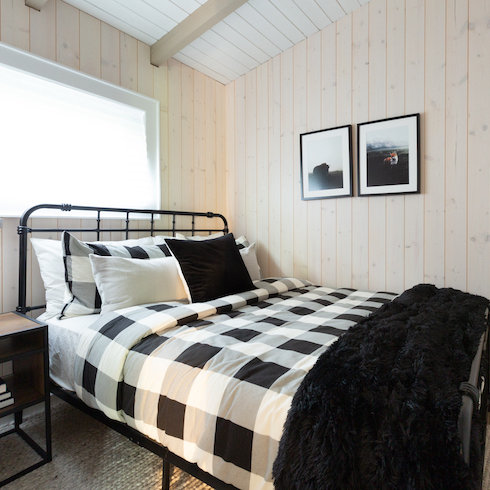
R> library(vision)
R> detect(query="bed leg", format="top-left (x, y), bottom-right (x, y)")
top-left (162, 459), bottom-right (172, 490)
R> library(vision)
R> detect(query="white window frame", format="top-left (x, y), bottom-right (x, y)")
top-left (0, 41), bottom-right (160, 218)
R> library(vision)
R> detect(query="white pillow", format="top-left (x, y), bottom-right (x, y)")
top-left (92, 236), bottom-right (154, 246)
top-left (30, 235), bottom-right (156, 318)
top-left (90, 254), bottom-right (187, 314)
top-left (240, 243), bottom-right (261, 281)
top-left (30, 238), bottom-right (65, 318)
top-left (152, 234), bottom-right (182, 245)
top-left (175, 232), bottom-right (224, 241)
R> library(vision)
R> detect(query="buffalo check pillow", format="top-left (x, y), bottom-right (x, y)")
top-left (60, 231), bottom-right (171, 319)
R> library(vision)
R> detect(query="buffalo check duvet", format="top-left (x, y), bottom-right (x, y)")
top-left (74, 278), bottom-right (397, 490)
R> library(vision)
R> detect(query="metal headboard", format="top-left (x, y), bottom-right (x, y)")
top-left (17, 203), bottom-right (229, 315)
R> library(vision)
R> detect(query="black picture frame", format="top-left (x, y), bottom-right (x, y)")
top-left (300, 125), bottom-right (353, 200)
top-left (357, 113), bottom-right (420, 197)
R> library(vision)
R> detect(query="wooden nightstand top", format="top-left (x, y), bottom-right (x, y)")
top-left (0, 312), bottom-right (45, 337)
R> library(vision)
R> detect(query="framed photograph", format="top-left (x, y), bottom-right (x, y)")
top-left (357, 113), bottom-right (420, 197)
top-left (300, 125), bottom-right (353, 200)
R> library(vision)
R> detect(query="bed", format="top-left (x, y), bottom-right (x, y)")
top-left (17, 204), bottom-right (489, 490)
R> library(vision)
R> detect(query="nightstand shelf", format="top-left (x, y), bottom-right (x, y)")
top-left (0, 312), bottom-right (51, 487)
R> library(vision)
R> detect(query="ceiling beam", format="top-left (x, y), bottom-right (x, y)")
top-left (150, 0), bottom-right (249, 67)
top-left (25, 0), bottom-right (48, 11)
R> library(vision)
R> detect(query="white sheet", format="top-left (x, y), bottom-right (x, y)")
top-left (39, 312), bottom-right (99, 391)
top-left (40, 301), bottom-right (187, 392)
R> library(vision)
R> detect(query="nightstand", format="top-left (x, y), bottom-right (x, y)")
top-left (0, 312), bottom-right (51, 486)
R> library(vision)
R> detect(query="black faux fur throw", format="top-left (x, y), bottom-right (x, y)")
top-left (273, 284), bottom-right (489, 490)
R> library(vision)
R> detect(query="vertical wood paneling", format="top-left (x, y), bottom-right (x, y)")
top-left (267, 56), bottom-right (282, 277)
top-left (228, 0), bottom-right (489, 298)
top-left (293, 41), bottom-right (308, 279)
top-left (215, 82), bottom-right (226, 228)
top-left (167, 58), bottom-right (183, 218)
top-left (424, 0), bottom-right (446, 286)
top-left (136, 41), bottom-right (154, 236)
top-left (385, 0), bottom-right (406, 293)
top-left (80, 12), bottom-right (101, 78)
top-left (120, 33), bottom-right (141, 235)
top-left (234, 76), bottom-right (247, 239)
top-left (137, 41), bottom-right (153, 98)
top-left (205, 77), bottom-right (217, 229)
top-left (101, 23), bottom-right (120, 85)
top-left (225, 81), bottom-right (236, 235)
top-left (245, 70), bottom-right (257, 243)
top-left (306, 32), bottom-right (322, 286)
top-left (320, 25), bottom-right (337, 287)
top-left (256, 63), bottom-right (269, 276)
top-left (181, 64), bottom-right (195, 215)
top-left (193, 71), bottom-right (206, 218)
top-left (404, 0), bottom-right (425, 290)
top-left (56, 0), bottom-right (79, 70)
top-left (280, 49), bottom-right (294, 277)
top-left (2, 219), bottom-right (18, 313)
top-left (467, 0), bottom-right (490, 297)
top-left (0, 0), bottom-right (29, 50)
top-left (29, 0), bottom-right (56, 61)
top-left (120, 33), bottom-right (137, 92)
top-left (336, 15), bottom-right (353, 288)
top-left (444, 0), bottom-right (467, 291)
top-left (367, 0), bottom-right (387, 292)
top-left (351, 5), bottom-right (369, 290)
top-left (154, 62), bottom-right (170, 231)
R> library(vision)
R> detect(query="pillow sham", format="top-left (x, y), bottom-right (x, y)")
top-left (239, 242), bottom-right (261, 281)
top-left (90, 255), bottom-right (187, 314)
top-left (152, 234), bottom-right (178, 245)
top-left (165, 233), bottom-right (254, 303)
top-left (31, 235), bottom-right (156, 318)
top-left (60, 232), bottom-right (171, 318)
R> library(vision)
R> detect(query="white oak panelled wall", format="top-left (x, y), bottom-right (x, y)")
top-left (0, 0), bottom-right (489, 319)
top-left (227, 0), bottom-right (490, 299)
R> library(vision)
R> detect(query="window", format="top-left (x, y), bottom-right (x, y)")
top-left (0, 42), bottom-right (160, 218)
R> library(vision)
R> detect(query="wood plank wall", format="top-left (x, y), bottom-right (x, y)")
top-left (1, 0), bottom-right (489, 317)
top-left (0, 0), bottom-right (225, 314)
top-left (226, 0), bottom-right (490, 298)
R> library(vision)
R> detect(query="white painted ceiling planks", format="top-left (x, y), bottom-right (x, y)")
top-left (59, 0), bottom-right (372, 85)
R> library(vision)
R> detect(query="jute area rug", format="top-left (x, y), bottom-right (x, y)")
top-left (0, 399), bottom-right (211, 489)
top-left (1, 399), bottom-right (490, 489)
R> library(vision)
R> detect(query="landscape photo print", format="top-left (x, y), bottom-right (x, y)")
top-left (300, 125), bottom-right (352, 200)
top-left (357, 114), bottom-right (420, 196)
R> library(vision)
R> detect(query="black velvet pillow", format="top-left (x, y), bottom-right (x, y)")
top-left (165, 233), bottom-right (254, 303)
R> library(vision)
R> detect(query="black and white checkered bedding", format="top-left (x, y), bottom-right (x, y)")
top-left (74, 278), bottom-right (397, 490)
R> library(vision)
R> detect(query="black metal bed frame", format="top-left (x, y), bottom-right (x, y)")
top-left (15, 204), bottom-right (490, 488)
top-left (17, 203), bottom-right (235, 490)
top-left (17, 203), bottom-right (229, 315)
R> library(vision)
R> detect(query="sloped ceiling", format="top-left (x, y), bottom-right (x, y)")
top-left (61, 0), bottom-right (372, 85)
